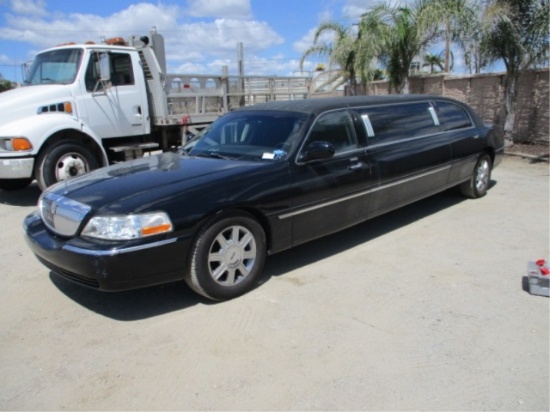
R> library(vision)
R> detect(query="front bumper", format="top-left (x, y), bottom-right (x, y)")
top-left (24, 212), bottom-right (192, 291)
top-left (0, 156), bottom-right (34, 179)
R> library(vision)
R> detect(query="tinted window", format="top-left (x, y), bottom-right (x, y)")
top-left (434, 101), bottom-right (472, 131)
top-left (306, 110), bottom-right (358, 154)
top-left (361, 102), bottom-right (440, 144)
top-left (188, 110), bottom-right (307, 160)
top-left (110, 54), bottom-right (134, 86)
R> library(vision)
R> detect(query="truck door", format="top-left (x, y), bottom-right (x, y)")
top-left (79, 51), bottom-right (148, 138)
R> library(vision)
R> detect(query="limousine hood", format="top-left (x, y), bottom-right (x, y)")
top-left (45, 152), bottom-right (278, 214)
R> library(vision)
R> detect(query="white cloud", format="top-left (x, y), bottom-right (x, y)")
top-left (1, 3), bottom-right (181, 48)
top-left (9, 0), bottom-right (47, 16)
top-left (342, 0), bottom-right (413, 19)
top-left (185, 0), bottom-right (252, 19)
top-left (0, 2), bottom-right (290, 77)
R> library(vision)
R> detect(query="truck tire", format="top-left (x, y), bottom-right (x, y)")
top-left (35, 141), bottom-right (99, 191)
top-left (0, 178), bottom-right (33, 191)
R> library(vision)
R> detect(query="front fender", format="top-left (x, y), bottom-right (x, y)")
top-left (0, 114), bottom-right (108, 164)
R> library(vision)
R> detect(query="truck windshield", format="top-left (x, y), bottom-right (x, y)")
top-left (25, 48), bottom-right (83, 85)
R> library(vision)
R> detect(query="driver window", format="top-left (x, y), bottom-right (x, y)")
top-left (85, 54), bottom-right (102, 92)
top-left (85, 52), bottom-right (134, 92)
top-left (307, 110), bottom-right (357, 154)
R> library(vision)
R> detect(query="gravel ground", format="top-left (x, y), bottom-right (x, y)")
top-left (0, 155), bottom-right (548, 411)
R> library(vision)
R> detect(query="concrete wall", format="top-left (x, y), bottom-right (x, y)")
top-left (352, 69), bottom-right (549, 144)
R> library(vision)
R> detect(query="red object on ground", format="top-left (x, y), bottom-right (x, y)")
top-left (535, 259), bottom-right (549, 275)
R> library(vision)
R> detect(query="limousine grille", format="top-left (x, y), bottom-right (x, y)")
top-left (39, 192), bottom-right (91, 237)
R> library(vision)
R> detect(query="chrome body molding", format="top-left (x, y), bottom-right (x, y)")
top-left (278, 163), bottom-right (452, 220)
top-left (62, 237), bottom-right (178, 256)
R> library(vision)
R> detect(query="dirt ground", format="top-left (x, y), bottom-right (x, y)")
top-left (0, 155), bottom-right (548, 411)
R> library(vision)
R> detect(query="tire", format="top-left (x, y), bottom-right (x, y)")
top-left (0, 178), bottom-right (33, 191)
top-left (185, 212), bottom-right (267, 300)
top-left (35, 141), bottom-right (99, 191)
top-left (460, 154), bottom-right (492, 198)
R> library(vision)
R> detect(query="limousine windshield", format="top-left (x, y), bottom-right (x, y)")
top-left (189, 111), bottom-right (309, 160)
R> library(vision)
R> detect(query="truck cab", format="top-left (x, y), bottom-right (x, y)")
top-left (0, 30), bottom-right (313, 191)
top-left (0, 39), bottom-right (152, 190)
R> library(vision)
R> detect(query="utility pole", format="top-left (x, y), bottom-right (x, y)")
top-left (237, 42), bottom-right (245, 107)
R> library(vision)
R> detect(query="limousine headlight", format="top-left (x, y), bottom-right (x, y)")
top-left (81, 212), bottom-right (173, 240)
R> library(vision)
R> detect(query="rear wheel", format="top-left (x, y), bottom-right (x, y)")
top-left (185, 212), bottom-right (266, 300)
top-left (460, 154), bottom-right (492, 198)
top-left (35, 141), bottom-right (99, 190)
top-left (0, 178), bottom-right (33, 191)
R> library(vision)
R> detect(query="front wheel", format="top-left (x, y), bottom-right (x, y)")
top-left (185, 212), bottom-right (267, 300)
top-left (35, 141), bottom-right (99, 190)
top-left (460, 154), bottom-right (492, 198)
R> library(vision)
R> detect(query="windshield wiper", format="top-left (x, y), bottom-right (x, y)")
top-left (195, 151), bottom-right (235, 160)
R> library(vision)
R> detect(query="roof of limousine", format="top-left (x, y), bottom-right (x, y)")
top-left (239, 94), bottom-right (468, 116)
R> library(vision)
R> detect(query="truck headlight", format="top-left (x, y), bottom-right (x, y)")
top-left (0, 137), bottom-right (33, 151)
top-left (81, 212), bottom-right (173, 240)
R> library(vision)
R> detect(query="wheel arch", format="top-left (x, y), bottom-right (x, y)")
top-left (484, 146), bottom-right (495, 166)
top-left (193, 207), bottom-right (274, 254)
top-left (37, 129), bottom-right (108, 170)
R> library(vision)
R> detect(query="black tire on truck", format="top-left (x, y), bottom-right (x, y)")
top-left (35, 141), bottom-right (99, 191)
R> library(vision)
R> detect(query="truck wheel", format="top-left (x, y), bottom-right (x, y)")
top-left (185, 212), bottom-right (266, 301)
top-left (460, 154), bottom-right (492, 198)
top-left (0, 178), bottom-right (33, 191)
top-left (35, 141), bottom-right (99, 190)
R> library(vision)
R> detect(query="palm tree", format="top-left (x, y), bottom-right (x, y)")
top-left (481, 0), bottom-right (549, 143)
top-left (422, 0), bottom-right (477, 73)
top-left (423, 53), bottom-right (445, 73)
top-left (299, 23), bottom-right (357, 94)
top-left (359, 1), bottom-right (441, 94)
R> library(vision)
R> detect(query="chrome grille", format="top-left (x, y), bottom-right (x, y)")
top-left (39, 192), bottom-right (91, 237)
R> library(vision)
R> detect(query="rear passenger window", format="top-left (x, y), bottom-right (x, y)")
top-left (361, 102), bottom-right (440, 144)
top-left (434, 101), bottom-right (472, 131)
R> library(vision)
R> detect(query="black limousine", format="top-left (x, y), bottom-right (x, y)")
top-left (24, 95), bottom-right (504, 300)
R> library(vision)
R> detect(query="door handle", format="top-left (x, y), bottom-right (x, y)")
top-left (349, 162), bottom-right (367, 172)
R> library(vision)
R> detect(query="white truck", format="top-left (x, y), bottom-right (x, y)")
top-left (0, 29), bottom-right (312, 190)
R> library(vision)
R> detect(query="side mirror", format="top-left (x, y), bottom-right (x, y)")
top-left (99, 53), bottom-right (111, 81)
top-left (298, 140), bottom-right (335, 163)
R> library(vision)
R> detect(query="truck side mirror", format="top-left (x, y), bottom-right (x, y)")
top-left (99, 53), bottom-right (111, 82)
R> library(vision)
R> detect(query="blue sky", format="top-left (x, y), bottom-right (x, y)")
top-left (0, 0), bottom-right (495, 83)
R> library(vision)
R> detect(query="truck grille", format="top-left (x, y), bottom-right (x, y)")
top-left (39, 192), bottom-right (91, 237)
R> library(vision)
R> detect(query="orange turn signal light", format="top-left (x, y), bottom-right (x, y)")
top-left (141, 223), bottom-right (172, 236)
top-left (12, 138), bottom-right (33, 151)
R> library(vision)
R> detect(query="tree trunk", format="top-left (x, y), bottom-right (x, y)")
top-left (503, 74), bottom-right (518, 145)
top-left (400, 76), bottom-right (410, 94)
top-left (444, 23), bottom-right (451, 73)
